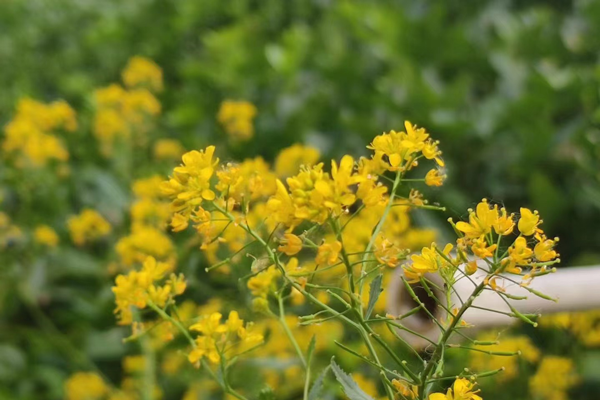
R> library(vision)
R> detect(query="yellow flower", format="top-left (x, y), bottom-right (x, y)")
top-left (529, 357), bottom-right (578, 400)
top-left (503, 236), bottom-right (533, 274)
top-left (64, 372), bottom-right (107, 400)
top-left (404, 243), bottom-right (453, 282)
top-left (374, 235), bottom-right (403, 267)
top-left (278, 233), bottom-right (303, 256)
top-left (368, 121), bottom-right (438, 171)
top-left (392, 379), bottom-right (418, 399)
top-left (455, 199), bottom-right (497, 239)
top-left (429, 378), bottom-right (482, 400)
top-left (247, 266), bottom-right (280, 298)
top-left (356, 179), bottom-right (388, 207)
top-left (493, 207), bottom-right (515, 235)
top-left (315, 240), bottom-right (342, 265)
top-left (2, 98), bottom-right (74, 167)
top-left (122, 56), bottom-right (163, 92)
top-left (217, 100), bottom-right (257, 140)
top-left (471, 237), bottom-right (497, 258)
top-left (161, 146), bottom-right (219, 224)
top-left (534, 236), bottom-right (559, 262)
top-left (425, 168), bottom-right (446, 186)
top-left (274, 144), bottom-right (320, 177)
top-left (188, 310), bottom-right (263, 366)
top-left (34, 225), bottom-right (59, 247)
top-left (518, 208), bottom-right (540, 236)
top-left (67, 209), bottom-right (111, 246)
top-left (116, 225), bottom-right (175, 266)
top-left (153, 138), bottom-right (184, 160)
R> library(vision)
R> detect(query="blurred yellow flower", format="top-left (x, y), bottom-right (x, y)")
top-left (274, 143), bottom-right (320, 177)
top-left (153, 138), bottom-right (184, 160)
top-left (64, 372), bottom-right (107, 400)
top-left (316, 240), bottom-right (342, 265)
top-left (67, 209), bottom-right (111, 246)
top-left (122, 56), bottom-right (163, 92)
top-left (2, 98), bottom-right (75, 167)
top-left (529, 357), bottom-right (578, 400)
top-left (34, 225), bottom-right (59, 247)
top-left (217, 100), bottom-right (257, 140)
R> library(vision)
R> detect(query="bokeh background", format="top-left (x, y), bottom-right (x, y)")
top-left (1, 1), bottom-right (600, 399)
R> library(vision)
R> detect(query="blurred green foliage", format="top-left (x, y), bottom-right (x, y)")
top-left (2, 0), bottom-right (600, 263)
top-left (2, 0), bottom-right (600, 399)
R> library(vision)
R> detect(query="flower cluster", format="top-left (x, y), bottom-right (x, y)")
top-left (369, 121), bottom-right (445, 178)
top-left (188, 311), bottom-right (263, 367)
top-left (121, 56), bottom-right (163, 92)
top-left (2, 98), bottom-right (76, 167)
top-left (112, 256), bottom-right (186, 325)
top-left (115, 175), bottom-right (175, 269)
top-left (64, 372), bottom-right (108, 400)
top-left (217, 100), bottom-right (257, 141)
top-left (404, 199), bottom-right (560, 287)
top-left (33, 224), bottom-right (59, 247)
top-left (67, 209), bottom-right (111, 246)
top-left (93, 56), bottom-right (162, 155)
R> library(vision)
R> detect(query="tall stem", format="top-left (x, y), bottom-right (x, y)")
top-left (359, 170), bottom-right (402, 298)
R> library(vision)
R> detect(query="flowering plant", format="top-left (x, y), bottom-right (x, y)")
top-left (112, 117), bottom-right (559, 400)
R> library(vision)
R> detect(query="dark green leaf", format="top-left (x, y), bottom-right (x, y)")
top-left (330, 358), bottom-right (375, 400)
top-left (365, 274), bottom-right (383, 319)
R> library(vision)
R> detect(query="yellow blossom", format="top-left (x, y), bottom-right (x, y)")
top-left (404, 243), bottom-right (453, 282)
top-left (67, 209), bottom-right (111, 246)
top-left (368, 121), bottom-right (440, 171)
top-left (122, 56), bottom-right (163, 92)
top-left (428, 378), bottom-right (481, 400)
top-left (64, 372), bottom-right (107, 400)
top-left (374, 235), bottom-right (403, 267)
top-left (455, 199), bottom-right (497, 239)
top-left (425, 168), bottom-right (446, 186)
top-left (278, 233), bottom-right (303, 256)
top-left (518, 208), bottom-right (541, 236)
top-left (2, 98), bottom-right (75, 167)
top-left (188, 311), bottom-right (263, 367)
top-left (534, 236), bottom-right (559, 262)
top-left (217, 100), bottom-right (257, 140)
top-left (392, 379), bottom-right (419, 399)
top-left (161, 146), bottom-right (219, 224)
top-left (529, 357), bottom-right (578, 400)
top-left (316, 240), bottom-right (342, 265)
top-left (275, 144), bottom-right (321, 177)
top-left (247, 266), bottom-right (281, 298)
top-left (493, 207), bottom-right (515, 235)
top-left (34, 225), bottom-right (59, 247)
top-left (153, 138), bottom-right (184, 160)
top-left (503, 237), bottom-right (533, 274)
top-left (471, 237), bottom-right (497, 258)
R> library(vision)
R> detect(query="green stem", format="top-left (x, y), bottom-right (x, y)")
top-left (277, 295), bottom-right (307, 368)
top-left (418, 280), bottom-right (488, 399)
top-left (359, 170), bottom-right (402, 297)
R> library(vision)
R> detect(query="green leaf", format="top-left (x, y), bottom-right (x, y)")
top-left (308, 365), bottom-right (330, 400)
top-left (365, 274), bottom-right (383, 319)
top-left (330, 358), bottom-right (375, 400)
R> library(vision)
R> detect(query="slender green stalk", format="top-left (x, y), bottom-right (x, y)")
top-left (359, 170), bottom-right (402, 298)
top-left (277, 295), bottom-right (307, 368)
